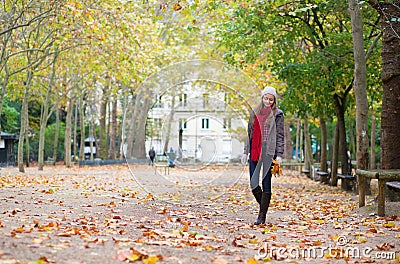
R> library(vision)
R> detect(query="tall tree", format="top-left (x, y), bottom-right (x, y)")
top-left (370, 1), bottom-right (400, 169)
top-left (132, 88), bottom-right (152, 159)
top-left (163, 90), bottom-right (176, 154)
top-left (348, 0), bottom-right (369, 172)
top-left (370, 113), bottom-right (377, 169)
top-left (17, 70), bottom-right (32, 172)
top-left (108, 92), bottom-right (117, 160)
top-left (0, 0), bottom-right (58, 133)
top-left (52, 97), bottom-right (60, 164)
top-left (303, 118), bottom-right (313, 170)
top-left (331, 122), bottom-right (340, 186)
top-left (79, 94), bottom-right (85, 161)
top-left (14, 1), bottom-right (59, 172)
top-left (64, 96), bottom-right (73, 167)
top-left (319, 117), bottom-right (327, 172)
top-left (284, 120), bottom-right (293, 160)
top-left (38, 52), bottom-right (58, 170)
top-left (99, 83), bottom-right (108, 160)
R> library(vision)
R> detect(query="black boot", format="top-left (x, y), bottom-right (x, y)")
top-left (252, 186), bottom-right (262, 205)
top-left (254, 192), bottom-right (271, 225)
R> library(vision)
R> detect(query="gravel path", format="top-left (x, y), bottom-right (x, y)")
top-left (0, 164), bottom-right (398, 263)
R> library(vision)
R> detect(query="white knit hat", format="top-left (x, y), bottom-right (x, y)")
top-left (261, 86), bottom-right (277, 98)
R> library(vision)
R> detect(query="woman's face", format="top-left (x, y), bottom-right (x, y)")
top-left (262, 94), bottom-right (275, 107)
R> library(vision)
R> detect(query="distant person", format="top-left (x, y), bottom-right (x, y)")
top-left (149, 147), bottom-right (156, 166)
top-left (242, 86), bottom-right (285, 225)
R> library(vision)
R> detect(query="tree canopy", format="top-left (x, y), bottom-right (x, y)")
top-left (1, 0), bottom-right (398, 172)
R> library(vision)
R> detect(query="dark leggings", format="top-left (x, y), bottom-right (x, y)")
top-left (249, 159), bottom-right (272, 193)
top-left (249, 141), bottom-right (274, 193)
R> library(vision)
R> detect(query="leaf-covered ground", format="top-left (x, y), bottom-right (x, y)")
top-left (0, 164), bottom-right (398, 264)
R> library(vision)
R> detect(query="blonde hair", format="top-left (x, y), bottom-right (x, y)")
top-left (254, 96), bottom-right (276, 114)
top-left (249, 96), bottom-right (276, 127)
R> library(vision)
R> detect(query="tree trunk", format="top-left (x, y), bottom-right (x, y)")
top-left (303, 118), bottom-right (313, 170)
top-left (79, 95), bottom-right (85, 161)
top-left (107, 98), bottom-right (111, 143)
top-left (53, 99), bottom-right (60, 164)
top-left (18, 70), bottom-right (33, 173)
top-left (88, 78), bottom-right (97, 160)
top-left (370, 114), bottom-right (376, 169)
top-left (108, 94), bottom-right (117, 160)
top-left (117, 124), bottom-right (123, 159)
top-left (0, 22), bottom-right (12, 137)
top-left (25, 119), bottom-right (30, 168)
top-left (38, 54), bottom-right (57, 170)
top-left (64, 97), bottom-right (73, 167)
top-left (295, 118), bottom-right (300, 161)
top-left (127, 92), bottom-right (140, 159)
top-left (331, 122), bottom-right (340, 186)
top-left (89, 119), bottom-right (95, 161)
top-left (348, 0), bottom-right (370, 172)
top-left (284, 120), bottom-right (292, 160)
top-left (300, 120), bottom-right (304, 162)
top-left (99, 86), bottom-right (108, 160)
top-left (320, 117), bottom-right (327, 172)
top-left (119, 91), bottom-right (129, 159)
top-left (163, 91), bottom-right (176, 153)
top-left (73, 102), bottom-right (78, 161)
top-left (0, 67), bottom-right (9, 137)
top-left (132, 89), bottom-right (151, 158)
top-left (38, 88), bottom-right (51, 170)
top-left (334, 94), bottom-right (350, 175)
top-left (374, 1), bottom-right (400, 169)
top-left (348, 120), bottom-right (356, 159)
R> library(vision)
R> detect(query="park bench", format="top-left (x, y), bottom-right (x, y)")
top-left (279, 161), bottom-right (310, 176)
top-left (386, 181), bottom-right (400, 202)
top-left (357, 169), bottom-right (400, 216)
top-left (291, 162), bottom-right (323, 179)
top-left (302, 169), bottom-right (311, 178)
top-left (45, 157), bottom-right (54, 165)
top-left (310, 164), bottom-right (320, 181)
top-left (300, 162), bottom-right (311, 178)
top-left (316, 161), bottom-right (331, 185)
top-left (317, 171), bottom-right (330, 184)
top-left (337, 160), bottom-right (357, 192)
top-left (280, 161), bottom-right (305, 170)
top-left (337, 174), bottom-right (356, 191)
top-left (154, 154), bottom-right (170, 175)
top-left (301, 162), bottom-right (322, 180)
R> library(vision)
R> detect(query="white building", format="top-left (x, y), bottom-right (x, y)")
top-left (146, 82), bottom-right (247, 164)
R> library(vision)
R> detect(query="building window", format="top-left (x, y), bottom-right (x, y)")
top-left (179, 118), bottom-right (187, 130)
top-left (154, 95), bottom-right (163, 108)
top-left (179, 93), bottom-right (187, 107)
top-left (223, 118), bottom-right (231, 129)
top-left (201, 118), bottom-right (209, 129)
top-left (222, 140), bottom-right (232, 154)
top-left (182, 139), bottom-right (187, 152)
top-left (203, 93), bottom-right (209, 108)
top-left (154, 118), bottom-right (162, 129)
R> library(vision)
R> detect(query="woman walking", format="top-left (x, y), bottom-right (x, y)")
top-left (242, 86), bottom-right (285, 225)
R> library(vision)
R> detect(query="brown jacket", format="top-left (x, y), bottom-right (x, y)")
top-left (244, 107), bottom-right (285, 158)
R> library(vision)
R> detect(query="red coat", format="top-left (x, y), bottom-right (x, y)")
top-left (250, 117), bottom-right (262, 161)
top-left (250, 107), bottom-right (271, 161)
